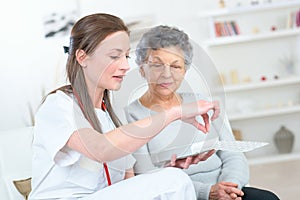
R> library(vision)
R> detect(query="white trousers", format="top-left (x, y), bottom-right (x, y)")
top-left (81, 167), bottom-right (196, 200)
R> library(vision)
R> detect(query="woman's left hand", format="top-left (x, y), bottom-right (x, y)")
top-left (164, 149), bottom-right (215, 169)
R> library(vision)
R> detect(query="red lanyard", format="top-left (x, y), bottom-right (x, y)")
top-left (101, 101), bottom-right (112, 186)
top-left (73, 89), bottom-right (112, 186)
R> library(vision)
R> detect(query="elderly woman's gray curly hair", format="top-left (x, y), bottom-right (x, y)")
top-left (135, 25), bottom-right (193, 69)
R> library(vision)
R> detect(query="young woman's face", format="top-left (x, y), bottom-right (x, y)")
top-left (141, 47), bottom-right (186, 97)
top-left (83, 31), bottom-right (130, 92)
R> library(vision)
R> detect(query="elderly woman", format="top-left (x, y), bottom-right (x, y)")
top-left (125, 25), bottom-right (279, 200)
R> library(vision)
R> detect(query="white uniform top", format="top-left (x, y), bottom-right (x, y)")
top-left (29, 91), bottom-right (136, 199)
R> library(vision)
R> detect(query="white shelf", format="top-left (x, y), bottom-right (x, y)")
top-left (199, 0), bottom-right (300, 18)
top-left (228, 105), bottom-right (300, 121)
top-left (204, 28), bottom-right (300, 46)
top-left (248, 152), bottom-right (300, 165)
top-left (223, 76), bottom-right (300, 93)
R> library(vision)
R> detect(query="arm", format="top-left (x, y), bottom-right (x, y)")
top-left (189, 115), bottom-right (247, 199)
top-left (67, 100), bottom-right (219, 163)
top-left (217, 115), bottom-right (249, 188)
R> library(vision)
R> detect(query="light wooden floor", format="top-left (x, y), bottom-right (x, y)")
top-left (249, 159), bottom-right (300, 200)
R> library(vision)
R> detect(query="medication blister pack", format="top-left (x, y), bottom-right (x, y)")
top-left (151, 139), bottom-right (268, 166)
top-left (207, 140), bottom-right (269, 153)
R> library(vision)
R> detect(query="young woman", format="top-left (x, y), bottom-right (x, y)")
top-left (125, 25), bottom-right (280, 200)
top-left (29, 14), bottom-right (220, 200)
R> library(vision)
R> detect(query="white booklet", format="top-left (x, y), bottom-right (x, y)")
top-left (150, 139), bottom-right (268, 166)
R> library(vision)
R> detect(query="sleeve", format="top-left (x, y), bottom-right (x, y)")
top-left (193, 181), bottom-right (212, 200)
top-left (216, 115), bottom-right (250, 188)
top-left (125, 154), bottom-right (136, 170)
top-left (124, 104), bottom-right (139, 123)
top-left (34, 92), bottom-right (91, 167)
top-left (132, 145), bottom-right (160, 174)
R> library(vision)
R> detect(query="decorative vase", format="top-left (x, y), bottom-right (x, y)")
top-left (232, 129), bottom-right (242, 141)
top-left (274, 126), bottom-right (294, 154)
top-left (218, 0), bottom-right (226, 8)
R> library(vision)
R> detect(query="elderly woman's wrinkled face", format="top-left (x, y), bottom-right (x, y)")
top-left (141, 46), bottom-right (186, 97)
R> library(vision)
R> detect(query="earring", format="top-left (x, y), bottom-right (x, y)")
top-left (139, 67), bottom-right (145, 77)
top-left (82, 65), bottom-right (87, 69)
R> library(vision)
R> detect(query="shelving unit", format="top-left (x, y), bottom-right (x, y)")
top-left (248, 151), bottom-right (300, 165)
top-left (204, 28), bottom-right (300, 46)
top-left (200, 1), bottom-right (300, 163)
top-left (224, 76), bottom-right (300, 92)
top-left (199, 1), bottom-right (300, 18)
top-left (229, 104), bottom-right (300, 121)
top-left (200, 0), bottom-right (300, 39)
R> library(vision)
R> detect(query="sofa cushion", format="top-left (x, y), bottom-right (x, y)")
top-left (13, 177), bottom-right (32, 200)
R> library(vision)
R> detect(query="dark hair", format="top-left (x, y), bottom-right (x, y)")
top-left (135, 25), bottom-right (193, 68)
top-left (52, 13), bottom-right (129, 132)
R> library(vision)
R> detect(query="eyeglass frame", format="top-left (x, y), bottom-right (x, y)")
top-left (143, 60), bottom-right (186, 73)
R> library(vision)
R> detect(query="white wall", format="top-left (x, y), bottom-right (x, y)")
top-left (0, 0), bottom-right (72, 130)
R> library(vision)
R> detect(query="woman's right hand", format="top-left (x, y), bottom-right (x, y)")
top-left (179, 100), bottom-right (220, 133)
top-left (165, 149), bottom-right (216, 169)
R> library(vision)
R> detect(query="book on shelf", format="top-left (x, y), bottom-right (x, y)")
top-left (214, 20), bottom-right (240, 37)
top-left (297, 10), bottom-right (300, 27)
top-left (287, 9), bottom-right (300, 28)
top-left (231, 21), bottom-right (240, 35)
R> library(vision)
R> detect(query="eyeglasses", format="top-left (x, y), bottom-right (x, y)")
top-left (145, 61), bottom-right (185, 73)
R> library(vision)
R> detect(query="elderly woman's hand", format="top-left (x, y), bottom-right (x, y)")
top-left (209, 182), bottom-right (244, 200)
top-left (164, 149), bottom-right (215, 169)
